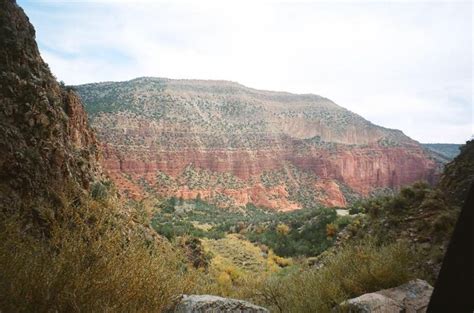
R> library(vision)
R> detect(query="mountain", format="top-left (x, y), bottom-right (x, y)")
top-left (0, 0), bottom-right (103, 217)
top-left (75, 77), bottom-right (441, 210)
top-left (422, 143), bottom-right (461, 162)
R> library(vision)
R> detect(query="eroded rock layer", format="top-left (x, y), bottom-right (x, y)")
top-left (76, 77), bottom-right (440, 210)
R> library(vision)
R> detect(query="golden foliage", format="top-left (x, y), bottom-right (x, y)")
top-left (326, 223), bottom-right (338, 238)
top-left (276, 223), bottom-right (290, 236)
top-left (251, 238), bottom-right (417, 312)
top-left (0, 195), bottom-right (199, 313)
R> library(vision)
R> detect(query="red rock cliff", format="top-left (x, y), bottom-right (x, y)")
top-left (76, 78), bottom-right (440, 210)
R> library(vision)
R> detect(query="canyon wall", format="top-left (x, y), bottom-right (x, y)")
top-left (76, 77), bottom-right (440, 210)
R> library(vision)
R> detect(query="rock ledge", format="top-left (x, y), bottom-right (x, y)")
top-left (173, 294), bottom-right (269, 313)
top-left (338, 279), bottom-right (433, 313)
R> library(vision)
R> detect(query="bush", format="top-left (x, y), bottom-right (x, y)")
top-left (431, 211), bottom-right (457, 234)
top-left (252, 238), bottom-right (416, 312)
top-left (90, 181), bottom-right (109, 201)
top-left (0, 195), bottom-right (199, 312)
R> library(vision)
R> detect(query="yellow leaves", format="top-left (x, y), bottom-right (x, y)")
top-left (217, 271), bottom-right (232, 289)
top-left (266, 250), bottom-right (292, 272)
top-left (253, 238), bottom-right (416, 312)
top-left (276, 223), bottom-right (290, 235)
top-left (326, 223), bottom-right (338, 238)
top-left (200, 234), bottom-right (293, 299)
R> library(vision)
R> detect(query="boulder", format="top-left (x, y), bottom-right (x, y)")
top-left (338, 279), bottom-right (433, 313)
top-left (173, 294), bottom-right (269, 313)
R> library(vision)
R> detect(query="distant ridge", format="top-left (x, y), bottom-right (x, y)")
top-left (422, 143), bottom-right (461, 161)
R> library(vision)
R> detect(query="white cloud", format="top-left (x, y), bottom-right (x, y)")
top-left (19, 0), bottom-right (472, 143)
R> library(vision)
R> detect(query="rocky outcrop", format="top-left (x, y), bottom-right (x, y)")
top-left (0, 0), bottom-right (103, 215)
top-left (173, 295), bottom-right (269, 313)
top-left (338, 279), bottom-right (433, 313)
top-left (76, 77), bottom-right (441, 210)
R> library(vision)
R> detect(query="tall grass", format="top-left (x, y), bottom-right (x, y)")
top-left (0, 188), bottom-right (423, 313)
top-left (0, 195), bottom-right (199, 312)
top-left (250, 238), bottom-right (416, 312)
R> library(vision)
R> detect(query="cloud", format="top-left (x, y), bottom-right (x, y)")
top-left (19, 0), bottom-right (472, 143)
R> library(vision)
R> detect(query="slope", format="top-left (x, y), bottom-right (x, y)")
top-left (76, 77), bottom-right (441, 210)
top-left (0, 0), bottom-right (103, 219)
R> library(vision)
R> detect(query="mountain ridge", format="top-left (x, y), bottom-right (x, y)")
top-left (76, 76), bottom-right (415, 141)
top-left (422, 143), bottom-right (461, 161)
top-left (75, 77), bottom-right (440, 209)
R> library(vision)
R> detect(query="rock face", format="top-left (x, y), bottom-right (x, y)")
top-left (339, 279), bottom-right (434, 313)
top-left (0, 0), bottom-right (103, 214)
top-left (173, 295), bottom-right (269, 313)
top-left (76, 77), bottom-right (441, 210)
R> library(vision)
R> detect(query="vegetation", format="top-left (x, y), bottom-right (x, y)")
top-left (152, 197), bottom-right (348, 257)
top-left (0, 192), bottom-right (200, 312)
top-left (245, 207), bottom-right (342, 257)
top-left (437, 139), bottom-right (474, 206)
top-left (199, 234), bottom-right (291, 296)
top-left (3, 135), bottom-right (469, 312)
top-left (341, 181), bottom-right (461, 283)
top-left (1, 149), bottom-right (469, 313)
top-left (248, 238), bottom-right (416, 312)
top-left (0, 178), bottom-right (458, 312)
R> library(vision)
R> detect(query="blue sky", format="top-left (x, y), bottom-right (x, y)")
top-left (18, 0), bottom-right (472, 143)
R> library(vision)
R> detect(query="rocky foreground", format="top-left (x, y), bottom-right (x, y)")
top-left (174, 279), bottom-right (433, 312)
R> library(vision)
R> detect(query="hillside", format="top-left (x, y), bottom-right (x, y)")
top-left (437, 140), bottom-right (474, 206)
top-left (75, 77), bottom-right (441, 210)
top-left (422, 143), bottom-right (461, 162)
top-left (334, 140), bottom-right (474, 282)
top-left (0, 0), bottom-right (103, 218)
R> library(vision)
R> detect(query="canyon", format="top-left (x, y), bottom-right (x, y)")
top-left (76, 77), bottom-right (441, 210)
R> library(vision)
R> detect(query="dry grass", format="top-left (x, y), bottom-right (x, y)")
top-left (0, 195), bottom-right (199, 313)
top-left (196, 234), bottom-right (292, 300)
top-left (0, 188), bottom-right (421, 313)
top-left (249, 238), bottom-right (416, 312)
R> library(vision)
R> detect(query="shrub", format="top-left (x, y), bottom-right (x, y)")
top-left (276, 223), bottom-right (290, 235)
top-left (326, 223), bottom-right (338, 238)
top-left (252, 238), bottom-right (416, 312)
top-left (431, 211), bottom-right (457, 234)
top-left (348, 205), bottom-right (363, 214)
top-left (90, 181), bottom-right (109, 201)
top-left (0, 195), bottom-right (199, 313)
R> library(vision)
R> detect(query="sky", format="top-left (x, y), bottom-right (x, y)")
top-left (18, 0), bottom-right (473, 143)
